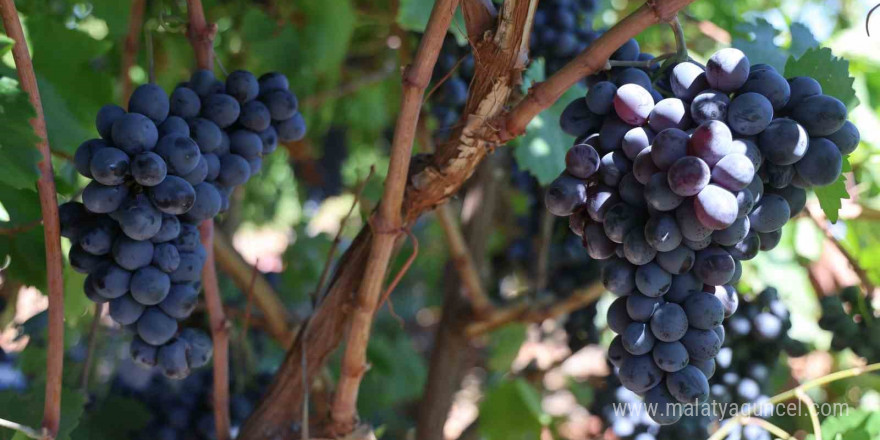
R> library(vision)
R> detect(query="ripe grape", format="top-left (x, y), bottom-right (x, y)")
top-left (650, 303), bottom-right (688, 342)
top-left (670, 62), bottom-right (708, 101)
top-left (666, 272), bottom-right (701, 303)
top-left (225, 70), bottom-right (259, 103)
top-left (160, 283), bottom-right (199, 319)
top-left (586, 81), bottom-right (617, 115)
top-left (599, 151), bottom-right (630, 186)
top-left (202, 93), bottom-right (241, 128)
top-left (690, 90), bottom-right (730, 125)
top-left (739, 69), bottom-right (791, 110)
top-left (648, 98), bottom-right (690, 132)
top-left (258, 72), bottom-right (290, 94)
top-left (644, 384), bottom-right (683, 425)
top-left (152, 243), bottom-right (181, 273)
top-left (111, 113), bottom-right (159, 155)
top-left (655, 246), bottom-right (695, 275)
top-left (694, 184), bottom-right (737, 229)
top-left (711, 153), bottom-right (754, 191)
top-left (618, 173), bottom-right (646, 208)
top-left (644, 214), bottom-right (682, 252)
top-left (645, 172), bottom-right (683, 211)
top-left (693, 246), bottom-right (735, 285)
top-left (712, 216), bottom-right (750, 246)
top-left (560, 98), bottom-right (601, 137)
top-left (239, 100), bottom-right (272, 131)
top-left (137, 308), bottom-right (178, 346)
top-left (706, 48), bottom-right (750, 92)
top-left (619, 355), bottom-right (663, 393)
top-left (129, 83), bottom-right (170, 124)
top-left (545, 174), bottom-right (588, 217)
top-left (110, 294), bottom-right (145, 325)
top-left (158, 338), bottom-right (191, 379)
top-left (180, 328), bottom-right (212, 368)
top-left (217, 154), bottom-right (251, 187)
top-left (634, 262), bottom-right (671, 297)
top-left (689, 120), bottom-right (733, 166)
top-left (795, 137), bottom-right (843, 186)
top-left (613, 67), bottom-right (652, 90)
top-left (603, 202), bottom-right (644, 243)
top-left (90, 147), bottom-right (130, 186)
top-left (748, 193), bottom-right (790, 233)
top-left (633, 147), bottom-right (660, 184)
top-left (621, 127), bottom-right (653, 159)
top-left (112, 236), bottom-right (154, 271)
top-left (597, 115), bottom-right (632, 152)
top-left (825, 120), bottom-right (859, 155)
top-left (148, 176), bottom-right (197, 215)
top-left (680, 328), bottom-right (721, 360)
top-left (727, 92), bottom-right (773, 136)
top-left (683, 292), bottom-right (725, 330)
top-left (622, 322), bottom-right (656, 355)
top-left (666, 365), bottom-right (710, 403)
top-left (131, 152), bottom-right (168, 187)
top-left (651, 128), bottom-right (689, 170)
top-left (155, 134), bottom-right (202, 176)
top-left (188, 118), bottom-right (223, 153)
top-left (758, 118), bottom-right (808, 165)
top-left (96, 104), bottom-right (126, 139)
top-left (82, 181), bottom-right (129, 214)
top-left (726, 230), bottom-right (760, 260)
top-left (667, 156), bottom-right (710, 197)
top-left (791, 94), bottom-right (847, 136)
top-left (602, 258), bottom-right (636, 295)
top-left (584, 223), bottom-right (617, 259)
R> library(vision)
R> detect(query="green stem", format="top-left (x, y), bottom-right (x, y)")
top-left (669, 15), bottom-right (687, 60)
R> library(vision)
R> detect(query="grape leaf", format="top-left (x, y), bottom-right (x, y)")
top-left (0, 384), bottom-right (86, 440)
top-left (814, 157), bottom-right (851, 223)
top-left (396, 0), bottom-right (467, 45)
top-left (360, 334), bottom-right (427, 408)
top-left (0, 78), bottom-right (42, 191)
top-left (732, 18), bottom-right (787, 72)
top-left (784, 47), bottom-right (859, 108)
top-left (38, 77), bottom-right (93, 156)
top-left (70, 395), bottom-right (151, 440)
top-left (488, 323), bottom-right (526, 371)
top-left (0, 183), bottom-right (46, 289)
top-left (788, 22), bottom-right (819, 59)
top-left (480, 378), bottom-right (546, 440)
top-left (806, 410), bottom-right (880, 440)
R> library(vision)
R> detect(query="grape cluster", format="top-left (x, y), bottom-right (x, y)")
top-left (545, 45), bottom-right (859, 423)
top-left (61, 70), bottom-right (304, 379)
top-left (530, 0), bottom-right (600, 75)
top-left (819, 286), bottom-right (879, 362)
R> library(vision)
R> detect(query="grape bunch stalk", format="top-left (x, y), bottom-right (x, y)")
top-left (60, 69), bottom-right (305, 379)
top-left (819, 286), bottom-right (879, 362)
top-left (545, 43), bottom-right (860, 424)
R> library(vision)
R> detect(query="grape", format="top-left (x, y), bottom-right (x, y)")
top-left (792, 94), bottom-right (847, 136)
top-left (160, 283), bottom-right (199, 319)
top-left (603, 202), bottom-right (644, 243)
top-left (706, 48), bottom-right (750, 92)
top-left (667, 272), bottom-right (701, 303)
top-left (79, 218), bottom-right (117, 256)
top-left (148, 176), bottom-right (197, 215)
top-left (261, 89), bottom-right (298, 121)
top-left (613, 84), bottom-right (653, 125)
top-left (712, 285), bottom-right (738, 317)
top-left (599, 151), bottom-right (630, 186)
top-left (203, 153), bottom-right (221, 181)
top-left (151, 214), bottom-right (181, 244)
top-left (752, 312), bottom-right (783, 340)
top-left (158, 116), bottom-right (190, 139)
top-left (544, 174), bottom-right (587, 217)
top-left (277, 112), bottom-right (307, 142)
top-left (112, 236), bottom-right (154, 271)
top-left (188, 118), bottom-right (223, 153)
top-left (598, 115), bottom-right (632, 152)
top-left (137, 308), bottom-right (178, 346)
top-left (652, 340), bottom-right (689, 374)
top-left (239, 100), bottom-right (272, 132)
top-left (170, 252), bottom-right (205, 283)
top-left (712, 216), bottom-right (749, 246)
top-left (711, 153), bottom-right (754, 191)
top-left (783, 76), bottom-right (822, 113)
top-left (644, 383), bottom-right (683, 425)
top-left (621, 322), bottom-right (656, 355)
top-left (762, 161), bottom-right (794, 190)
top-left (670, 62), bottom-right (709, 101)
top-left (618, 173), bottom-right (646, 208)
top-left (607, 296), bottom-right (633, 333)
top-left (586, 81), bottom-right (617, 114)
top-left (693, 246), bottom-right (735, 285)
top-left (645, 172), bottom-right (683, 211)
top-left (560, 98), bottom-right (601, 137)
top-left (82, 182), bottom-right (129, 213)
top-left (217, 154), bottom-right (252, 188)
top-left (650, 303), bottom-right (688, 342)
top-left (155, 134), bottom-right (201, 176)
top-left (690, 90), bottom-right (729, 125)
top-left (680, 328), bottom-right (721, 360)
top-left (258, 126), bottom-right (279, 155)
top-left (181, 155), bottom-right (208, 186)
top-left (758, 229), bottom-right (782, 251)
top-left (682, 292), bottom-right (724, 330)
top-left (727, 92), bottom-right (773, 136)
top-left (676, 201), bottom-right (713, 241)
top-left (109, 294), bottom-right (145, 325)
top-left (225, 70), bottom-right (259, 103)
top-left (131, 152), bottom-right (168, 187)
top-left (747, 175), bottom-right (764, 203)
top-left (130, 337), bottom-right (158, 367)
top-left (739, 69), bottom-right (790, 110)
top-left (635, 262), bottom-right (671, 297)
top-left (619, 355), bottom-right (663, 393)
top-left (258, 72), bottom-right (290, 94)
top-left (666, 365), bottom-right (710, 403)
top-left (623, 229), bottom-right (656, 265)
top-left (180, 328), bottom-right (212, 368)
top-left (651, 128), bottom-right (688, 170)
top-left (608, 336), bottom-right (629, 368)
top-left (683, 235), bottom-right (712, 252)
top-left (726, 231), bottom-right (760, 260)
top-left (182, 183), bottom-right (222, 222)
top-left (129, 83), bottom-right (170, 124)
top-left (584, 223), bottom-right (617, 259)
top-left (152, 243), bottom-right (181, 273)
top-left (229, 129), bottom-right (263, 160)
top-left (131, 266), bottom-right (171, 305)
top-left (757, 118), bottom-right (808, 165)
top-left (795, 137), bottom-right (843, 186)
top-left (644, 214), bottom-right (682, 252)
top-left (613, 68), bottom-right (652, 90)
top-left (70, 245), bottom-right (108, 274)
top-left (602, 258), bottom-right (636, 295)
top-left (633, 147), bottom-right (660, 184)
top-left (648, 98), bottom-right (690, 132)
top-left (202, 93), bottom-right (241, 128)
top-left (173, 224), bottom-right (200, 252)
top-left (170, 86), bottom-right (201, 119)
top-left (117, 194), bottom-right (163, 240)
top-left (91, 263), bottom-right (132, 299)
top-left (90, 147), bottom-right (130, 186)
top-left (59, 201), bottom-right (91, 239)
top-left (825, 120), bottom-right (860, 155)
top-left (734, 188), bottom-right (755, 218)
top-left (568, 210), bottom-right (587, 237)
top-left (111, 113), bottom-right (159, 155)
top-left (730, 138), bottom-right (763, 170)
top-left (667, 156), bottom-right (710, 197)
top-left (695, 185), bottom-right (737, 230)
top-left (74, 139), bottom-right (111, 179)
top-left (96, 104), bottom-right (126, 139)
top-left (748, 193), bottom-right (790, 233)
top-left (158, 338), bottom-right (191, 379)
top-left (621, 127), bottom-right (653, 159)
top-left (689, 120), bottom-right (733, 167)
top-left (655, 246), bottom-right (695, 275)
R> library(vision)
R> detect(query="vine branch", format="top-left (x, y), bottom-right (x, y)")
top-left (435, 203), bottom-right (492, 317)
top-left (0, 1), bottom-right (66, 436)
top-left (120, 0), bottom-right (146, 101)
top-left (806, 203), bottom-right (875, 297)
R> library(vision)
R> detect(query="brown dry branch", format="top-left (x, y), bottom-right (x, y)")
top-left (806, 203), bottom-right (876, 296)
top-left (0, 1), bottom-right (66, 436)
top-left (120, 0), bottom-right (146, 102)
top-left (435, 203), bottom-right (492, 316)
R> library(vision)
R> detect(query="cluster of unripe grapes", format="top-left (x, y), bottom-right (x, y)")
top-left (545, 43), bottom-right (859, 424)
top-left (60, 69), bottom-right (305, 379)
top-left (819, 286), bottom-right (879, 362)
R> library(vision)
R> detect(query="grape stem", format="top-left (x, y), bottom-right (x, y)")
top-left (795, 388), bottom-right (823, 440)
top-left (120, 0), bottom-right (146, 101)
top-left (606, 52), bottom-right (673, 70)
top-left (78, 303), bottom-right (104, 392)
top-left (0, 1), bottom-right (66, 437)
top-left (670, 15), bottom-right (688, 60)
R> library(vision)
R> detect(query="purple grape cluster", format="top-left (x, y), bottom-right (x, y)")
top-left (819, 286), bottom-right (879, 362)
top-left (545, 45), bottom-right (859, 424)
top-left (530, 0), bottom-right (600, 75)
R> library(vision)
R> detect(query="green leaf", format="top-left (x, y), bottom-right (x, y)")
top-left (487, 323), bottom-right (527, 372)
top-left (815, 157), bottom-right (851, 223)
top-left (38, 77), bottom-right (93, 156)
top-left (0, 34), bottom-right (13, 57)
top-left (0, 77), bottom-right (42, 190)
top-left (514, 83), bottom-right (585, 185)
top-left (70, 395), bottom-right (151, 440)
top-left (732, 18), bottom-right (787, 72)
top-left (359, 333), bottom-right (427, 409)
top-left (0, 384), bottom-right (86, 440)
top-left (63, 267), bottom-right (91, 327)
top-left (0, 182), bottom-right (46, 289)
top-left (479, 378), bottom-right (546, 440)
top-left (396, 0), bottom-right (467, 45)
top-left (784, 47), bottom-right (859, 108)
top-left (788, 22), bottom-right (819, 59)
top-left (818, 410), bottom-right (880, 440)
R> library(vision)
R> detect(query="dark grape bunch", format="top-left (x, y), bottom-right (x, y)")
top-left (819, 286), bottom-right (879, 362)
top-left (530, 0), bottom-right (600, 75)
top-left (545, 44), bottom-right (860, 424)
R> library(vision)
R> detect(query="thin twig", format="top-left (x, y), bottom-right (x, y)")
top-left (740, 418), bottom-right (793, 439)
top-left (435, 203), bottom-right (492, 316)
top-left (669, 15), bottom-right (687, 58)
top-left (328, 0), bottom-right (461, 434)
top-left (0, 219), bottom-right (42, 236)
top-left (0, 417), bottom-right (45, 440)
top-left (0, 1), bottom-right (66, 436)
top-left (239, 259), bottom-right (260, 345)
top-left (145, 27), bottom-right (155, 84)
top-left (795, 388), bottom-right (822, 440)
top-left (120, 0), bottom-right (146, 102)
top-left (79, 303), bottom-right (104, 392)
top-left (806, 203), bottom-right (875, 297)
top-left (375, 228), bottom-right (419, 314)
top-left (534, 208), bottom-right (554, 292)
top-left (423, 55), bottom-right (467, 104)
